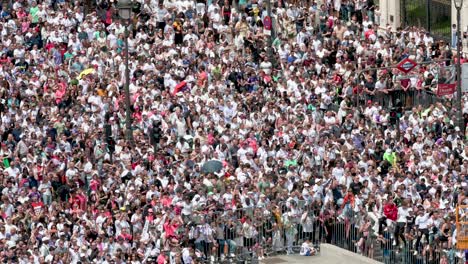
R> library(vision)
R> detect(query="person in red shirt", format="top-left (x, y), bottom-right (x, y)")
top-left (342, 189), bottom-right (355, 212)
top-left (75, 189), bottom-right (88, 211)
top-left (364, 25), bottom-right (375, 40)
top-left (30, 196), bottom-right (44, 216)
top-left (89, 175), bottom-right (101, 192)
top-left (0, 53), bottom-right (11, 65)
top-left (157, 253), bottom-right (166, 264)
top-left (163, 216), bottom-right (183, 249)
top-left (377, 195), bottom-right (398, 236)
top-left (16, 7), bottom-right (27, 19)
top-left (117, 227), bottom-right (133, 242)
top-left (384, 198), bottom-right (398, 222)
top-left (341, 189), bottom-right (356, 238)
top-left (197, 65), bottom-right (208, 88)
top-left (71, 203), bottom-right (83, 215)
top-left (69, 189), bottom-right (87, 211)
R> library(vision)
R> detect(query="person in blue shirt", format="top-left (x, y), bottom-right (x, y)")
top-left (0, 8), bottom-right (10, 20)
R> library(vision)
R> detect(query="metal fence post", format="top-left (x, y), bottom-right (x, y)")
top-left (186, 200), bottom-right (467, 263)
top-left (402, 0), bottom-right (408, 27)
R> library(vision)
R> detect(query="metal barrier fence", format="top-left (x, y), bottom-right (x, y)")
top-left (182, 201), bottom-right (467, 263)
top-left (354, 88), bottom-right (446, 110)
top-left (184, 203), bottom-right (322, 263)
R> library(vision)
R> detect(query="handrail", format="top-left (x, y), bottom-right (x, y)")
top-left (180, 202), bottom-right (467, 263)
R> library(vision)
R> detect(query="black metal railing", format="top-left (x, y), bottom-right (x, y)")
top-left (178, 201), bottom-right (466, 264)
top-left (354, 89), bottom-right (446, 110)
top-left (401, 0), bottom-right (452, 42)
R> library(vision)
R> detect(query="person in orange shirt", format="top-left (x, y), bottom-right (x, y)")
top-left (342, 189), bottom-right (355, 212)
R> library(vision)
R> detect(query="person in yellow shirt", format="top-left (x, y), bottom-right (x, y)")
top-left (96, 83), bottom-right (107, 97)
top-left (235, 16), bottom-right (249, 38)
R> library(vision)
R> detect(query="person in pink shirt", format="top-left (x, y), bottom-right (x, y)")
top-left (163, 216), bottom-right (183, 250)
top-left (54, 80), bottom-right (67, 105)
top-left (157, 253), bottom-right (166, 264)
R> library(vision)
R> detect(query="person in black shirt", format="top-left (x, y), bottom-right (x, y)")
top-left (423, 73), bottom-right (435, 90)
top-left (332, 183), bottom-right (344, 202)
top-left (415, 177), bottom-right (428, 198)
top-left (365, 0), bottom-right (375, 22)
top-left (363, 73), bottom-right (376, 99)
top-left (15, 58), bottom-right (29, 73)
top-left (132, 65), bottom-right (145, 79)
top-left (349, 176), bottom-right (362, 195)
top-left (223, 219), bottom-right (237, 257)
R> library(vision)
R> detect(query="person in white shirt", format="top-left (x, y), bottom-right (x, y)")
top-left (374, 75), bottom-right (387, 92)
top-left (259, 57), bottom-right (272, 75)
top-left (414, 208), bottom-right (433, 251)
top-left (394, 200), bottom-right (410, 247)
top-left (299, 239), bottom-right (316, 256)
top-left (323, 111), bottom-right (337, 128)
top-left (423, 33), bottom-right (434, 46)
top-left (182, 247), bottom-right (193, 263)
top-left (296, 27), bottom-right (309, 46)
top-left (155, 3), bottom-right (170, 30)
top-left (332, 162), bottom-right (345, 182)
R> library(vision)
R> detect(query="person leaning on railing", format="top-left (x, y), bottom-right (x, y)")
top-left (194, 218), bottom-right (216, 262)
top-left (394, 199), bottom-right (410, 248)
top-left (300, 210), bottom-right (315, 243)
top-left (414, 207), bottom-right (434, 253)
top-left (282, 211), bottom-right (299, 255)
top-left (241, 217), bottom-right (257, 252)
top-left (355, 215), bottom-right (372, 254)
top-left (340, 188), bottom-right (355, 220)
top-left (320, 201), bottom-right (335, 244)
top-left (223, 218), bottom-right (237, 258)
top-left (437, 217), bottom-right (452, 250)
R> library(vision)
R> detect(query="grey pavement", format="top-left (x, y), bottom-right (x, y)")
top-left (260, 244), bottom-right (382, 264)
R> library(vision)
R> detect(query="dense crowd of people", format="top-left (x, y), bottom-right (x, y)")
top-left (0, 0), bottom-right (467, 263)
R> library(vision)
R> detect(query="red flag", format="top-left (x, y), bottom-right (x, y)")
top-left (437, 83), bottom-right (456, 96)
top-left (172, 81), bottom-right (187, 95)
